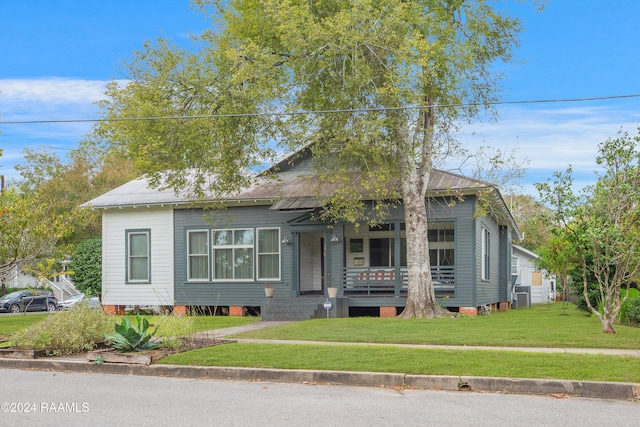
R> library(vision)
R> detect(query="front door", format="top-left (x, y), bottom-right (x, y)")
top-left (298, 232), bottom-right (325, 295)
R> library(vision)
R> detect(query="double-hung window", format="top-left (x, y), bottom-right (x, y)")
top-left (213, 229), bottom-right (254, 280)
top-left (257, 228), bottom-right (280, 280)
top-left (481, 227), bottom-right (491, 281)
top-left (127, 230), bottom-right (150, 283)
top-left (187, 230), bottom-right (210, 281)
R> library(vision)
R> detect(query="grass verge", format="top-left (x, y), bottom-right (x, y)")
top-left (159, 342), bottom-right (640, 383)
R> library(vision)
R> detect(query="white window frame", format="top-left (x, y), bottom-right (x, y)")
top-left (212, 228), bottom-right (254, 281)
top-left (481, 227), bottom-right (490, 281)
top-left (187, 229), bottom-right (210, 281)
top-left (127, 229), bottom-right (150, 283)
top-left (257, 227), bottom-right (281, 281)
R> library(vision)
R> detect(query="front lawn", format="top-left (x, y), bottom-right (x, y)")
top-left (160, 304), bottom-right (640, 383)
top-left (232, 303), bottom-right (640, 349)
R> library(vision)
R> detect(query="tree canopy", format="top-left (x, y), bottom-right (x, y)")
top-left (537, 129), bottom-right (640, 333)
top-left (95, 0), bottom-right (533, 317)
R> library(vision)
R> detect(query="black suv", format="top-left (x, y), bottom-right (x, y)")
top-left (0, 290), bottom-right (58, 313)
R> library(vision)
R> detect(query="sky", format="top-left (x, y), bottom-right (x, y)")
top-left (1, 0), bottom-right (639, 197)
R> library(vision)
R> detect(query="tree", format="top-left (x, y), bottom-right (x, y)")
top-left (0, 188), bottom-right (74, 295)
top-left (536, 129), bottom-right (640, 333)
top-left (536, 235), bottom-right (575, 314)
top-left (14, 146), bottom-right (137, 246)
top-left (95, 0), bottom-right (532, 318)
top-left (503, 193), bottom-right (551, 251)
top-left (68, 238), bottom-right (102, 298)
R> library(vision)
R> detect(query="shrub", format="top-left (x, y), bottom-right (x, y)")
top-left (69, 238), bottom-right (102, 297)
top-left (9, 305), bottom-right (113, 356)
top-left (575, 288), bottom-right (601, 313)
top-left (624, 296), bottom-right (640, 325)
top-left (104, 314), bottom-right (160, 352)
top-left (154, 315), bottom-right (196, 350)
top-left (618, 288), bottom-right (640, 324)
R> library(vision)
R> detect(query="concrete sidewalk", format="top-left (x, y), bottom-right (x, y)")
top-left (1, 320), bottom-right (639, 401)
top-left (208, 320), bottom-right (640, 357)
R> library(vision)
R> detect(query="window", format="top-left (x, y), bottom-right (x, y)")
top-left (481, 227), bottom-right (490, 281)
top-left (213, 229), bottom-right (254, 280)
top-left (257, 228), bottom-right (280, 280)
top-left (511, 256), bottom-right (519, 275)
top-left (187, 230), bottom-right (209, 281)
top-left (127, 230), bottom-right (150, 283)
top-left (428, 222), bottom-right (454, 267)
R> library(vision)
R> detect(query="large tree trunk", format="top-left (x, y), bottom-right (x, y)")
top-left (398, 181), bottom-right (447, 318)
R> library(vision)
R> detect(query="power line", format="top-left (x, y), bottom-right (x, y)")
top-left (1, 93), bottom-right (639, 125)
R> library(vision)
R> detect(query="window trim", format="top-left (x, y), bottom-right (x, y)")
top-left (257, 227), bottom-right (281, 281)
top-left (212, 228), bottom-right (255, 281)
top-left (481, 227), bottom-right (490, 281)
top-left (187, 229), bottom-right (210, 282)
top-left (126, 229), bottom-right (151, 284)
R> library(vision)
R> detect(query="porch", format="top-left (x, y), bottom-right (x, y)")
top-left (341, 266), bottom-right (455, 298)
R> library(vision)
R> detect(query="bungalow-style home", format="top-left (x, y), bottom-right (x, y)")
top-left (511, 244), bottom-right (556, 306)
top-left (82, 146), bottom-right (521, 319)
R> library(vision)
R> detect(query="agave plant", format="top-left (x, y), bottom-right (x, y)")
top-left (104, 314), bottom-right (160, 352)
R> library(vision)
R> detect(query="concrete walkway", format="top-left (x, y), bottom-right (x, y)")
top-left (207, 320), bottom-right (640, 357)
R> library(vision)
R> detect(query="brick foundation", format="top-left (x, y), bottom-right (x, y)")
top-left (380, 306), bottom-right (397, 318)
top-left (173, 305), bottom-right (188, 316)
top-left (229, 306), bottom-right (244, 316)
top-left (498, 301), bottom-right (510, 311)
top-left (103, 305), bottom-right (117, 315)
top-left (459, 306), bottom-right (478, 316)
top-left (103, 305), bottom-right (126, 315)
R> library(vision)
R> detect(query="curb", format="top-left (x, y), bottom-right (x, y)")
top-left (0, 358), bottom-right (638, 401)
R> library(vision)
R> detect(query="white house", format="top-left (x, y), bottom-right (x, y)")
top-left (511, 244), bottom-right (556, 305)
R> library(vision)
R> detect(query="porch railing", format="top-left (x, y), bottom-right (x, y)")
top-left (342, 266), bottom-right (455, 296)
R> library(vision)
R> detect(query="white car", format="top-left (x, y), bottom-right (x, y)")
top-left (57, 293), bottom-right (101, 311)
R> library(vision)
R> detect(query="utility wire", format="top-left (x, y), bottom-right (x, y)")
top-left (1, 93), bottom-right (640, 125)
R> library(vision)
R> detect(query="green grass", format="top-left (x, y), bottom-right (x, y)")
top-left (122, 314), bottom-right (259, 333)
top-left (158, 303), bottom-right (640, 383)
top-left (0, 314), bottom-right (48, 335)
top-left (233, 303), bottom-right (640, 349)
top-left (159, 342), bottom-right (640, 383)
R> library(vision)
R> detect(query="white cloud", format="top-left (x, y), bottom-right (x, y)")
top-left (0, 78), bottom-right (109, 108)
top-left (453, 102), bottom-right (640, 196)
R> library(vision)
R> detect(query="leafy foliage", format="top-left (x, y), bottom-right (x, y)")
top-left (154, 315), bottom-right (196, 350)
top-left (623, 296), bottom-right (640, 324)
top-left (0, 188), bottom-right (75, 289)
top-left (536, 128), bottom-right (640, 333)
top-left (104, 314), bottom-right (160, 352)
top-left (69, 238), bottom-right (102, 297)
top-left (9, 305), bottom-right (113, 356)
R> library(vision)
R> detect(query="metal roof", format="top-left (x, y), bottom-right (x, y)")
top-left (82, 168), bottom-right (491, 209)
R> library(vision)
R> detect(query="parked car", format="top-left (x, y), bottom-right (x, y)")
top-left (57, 293), bottom-right (101, 311)
top-left (0, 290), bottom-right (58, 313)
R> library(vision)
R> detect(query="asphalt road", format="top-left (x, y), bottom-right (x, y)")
top-left (1, 368), bottom-right (639, 426)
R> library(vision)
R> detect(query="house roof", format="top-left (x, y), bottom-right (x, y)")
top-left (82, 147), bottom-right (521, 239)
top-left (513, 244), bottom-right (539, 260)
top-left (82, 168), bottom-right (491, 209)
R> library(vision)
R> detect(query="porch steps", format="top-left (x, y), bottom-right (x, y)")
top-left (261, 297), bottom-right (348, 320)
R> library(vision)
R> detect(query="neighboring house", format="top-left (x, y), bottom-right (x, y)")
top-left (511, 244), bottom-right (556, 305)
top-left (82, 147), bottom-right (521, 319)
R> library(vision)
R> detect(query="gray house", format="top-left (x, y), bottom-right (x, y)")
top-left (83, 147), bottom-right (520, 319)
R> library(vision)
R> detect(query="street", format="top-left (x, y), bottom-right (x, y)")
top-left (0, 368), bottom-right (639, 426)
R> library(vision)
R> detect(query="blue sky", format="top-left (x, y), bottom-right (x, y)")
top-left (1, 0), bottom-right (639, 196)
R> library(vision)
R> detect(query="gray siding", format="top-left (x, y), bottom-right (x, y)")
top-left (171, 194), bottom-right (506, 310)
top-left (475, 214), bottom-right (502, 306)
top-left (173, 206), bottom-right (301, 306)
